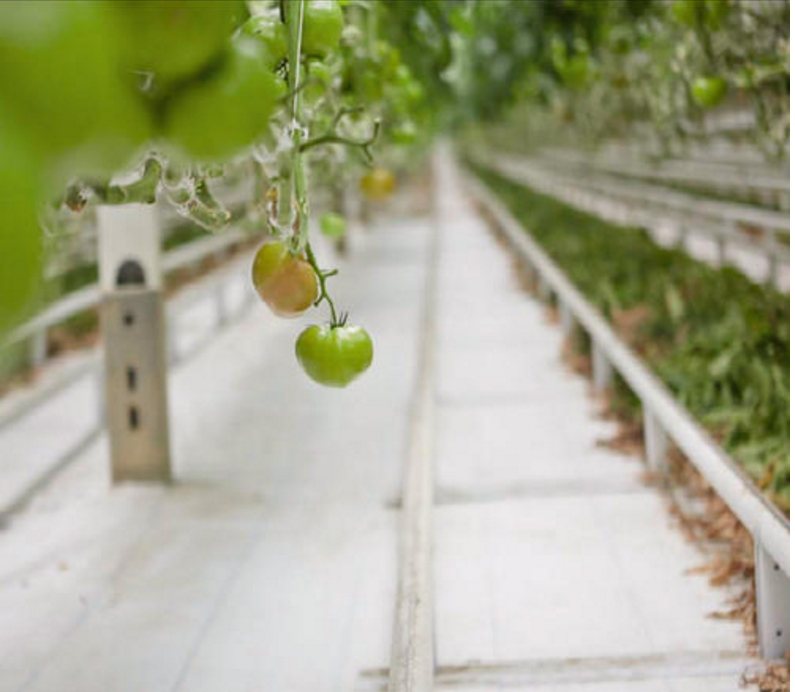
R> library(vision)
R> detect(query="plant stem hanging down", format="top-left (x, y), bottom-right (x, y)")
top-left (284, 0), bottom-right (343, 327)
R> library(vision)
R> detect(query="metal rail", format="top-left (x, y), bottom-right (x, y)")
top-left (0, 232), bottom-right (256, 432)
top-left (473, 153), bottom-right (788, 288)
top-left (540, 148), bottom-right (789, 206)
top-left (537, 153), bottom-right (790, 229)
top-left (3, 229), bottom-right (248, 359)
top-left (388, 146), bottom-right (443, 692)
top-left (0, 251), bottom-right (256, 518)
top-left (466, 170), bottom-right (789, 661)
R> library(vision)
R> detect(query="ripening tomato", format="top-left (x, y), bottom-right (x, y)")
top-left (320, 212), bottom-right (347, 239)
top-left (252, 242), bottom-right (318, 317)
top-left (691, 76), bottom-right (727, 108)
top-left (109, 0), bottom-right (248, 89)
top-left (0, 1), bottom-right (151, 188)
top-left (301, 0), bottom-right (344, 57)
top-left (295, 324), bottom-right (373, 387)
top-left (360, 168), bottom-right (396, 201)
top-left (0, 114), bottom-right (43, 334)
top-left (164, 36), bottom-right (286, 162)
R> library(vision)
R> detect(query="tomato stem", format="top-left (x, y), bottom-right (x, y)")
top-left (63, 157), bottom-right (162, 210)
top-left (299, 118), bottom-right (380, 165)
top-left (284, 0), bottom-right (346, 328)
top-left (304, 241), bottom-right (341, 327)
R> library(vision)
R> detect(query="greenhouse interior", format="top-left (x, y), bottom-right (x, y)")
top-left (0, 1), bottom-right (790, 690)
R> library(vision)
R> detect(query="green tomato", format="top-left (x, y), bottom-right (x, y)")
top-left (252, 241), bottom-right (318, 317)
top-left (241, 13), bottom-right (288, 69)
top-left (691, 76), bottom-right (727, 108)
top-left (0, 115), bottom-right (43, 334)
top-left (108, 0), bottom-right (248, 88)
top-left (304, 60), bottom-right (333, 104)
top-left (308, 59), bottom-right (333, 85)
top-left (375, 40), bottom-right (401, 80)
top-left (320, 212), bottom-right (347, 239)
top-left (165, 36), bottom-right (286, 162)
top-left (301, 0), bottom-right (344, 57)
top-left (391, 122), bottom-right (418, 146)
top-left (0, 1), bottom-right (151, 187)
top-left (295, 324), bottom-right (373, 388)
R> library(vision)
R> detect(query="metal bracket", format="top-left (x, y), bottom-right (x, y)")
top-left (715, 236), bottom-right (726, 268)
top-left (98, 202), bottom-right (171, 484)
top-left (643, 405), bottom-right (668, 471)
top-left (559, 303), bottom-right (575, 339)
top-left (102, 290), bottom-right (171, 483)
top-left (538, 277), bottom-right (552, 301)
top-left (755, 540), bottom-right (789, 660)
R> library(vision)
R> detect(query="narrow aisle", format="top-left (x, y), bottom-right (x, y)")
top-left (0, 197), bottom-right (433, 692)
top-left (430, 153), bottom-right (749, 691)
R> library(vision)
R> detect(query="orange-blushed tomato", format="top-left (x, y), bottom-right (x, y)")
top-left (252, 241), bottom-right (318, 317)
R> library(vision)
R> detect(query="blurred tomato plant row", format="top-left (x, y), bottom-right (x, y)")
top-left (474, 165), bottom-right (789, 513)
top-left (453, 0), bottom-right (788, 157)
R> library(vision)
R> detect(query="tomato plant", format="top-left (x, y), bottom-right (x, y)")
top-left (295, 324), bottom-right (373, 388)
top-left (0, 0), bottom-right (786, 399)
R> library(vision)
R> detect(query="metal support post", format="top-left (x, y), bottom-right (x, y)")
top-left (97, 202), bottom-right (171, 483)
top-left (755, 540), bottom-right (789, 660)
top-left (559, 303), bottom-right (575, 339)
top-left (538, 277), bottom-right (552, 301)
top-left (715, 236), bottom-right (726, 267)
top-left (643, 404), bottom-right (668, 471)
top-left (30, 329), bottom-right (47, 368)
top-left (591, 344), bottom-right (613, 393)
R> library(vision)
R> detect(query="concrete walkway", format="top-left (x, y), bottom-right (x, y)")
top-left (0, 153), bottom-right (748, 691)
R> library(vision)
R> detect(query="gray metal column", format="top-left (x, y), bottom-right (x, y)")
top-left (559, 303), bottom-right (575, 340)
top-left (755, 540), bottom-right (790, 660)
top-left (642, 404), bottom-right (668, 471)
top-left (97, 203), bottom-right (172, 483)
top-left (591, 344), bottom-right (613, 393)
